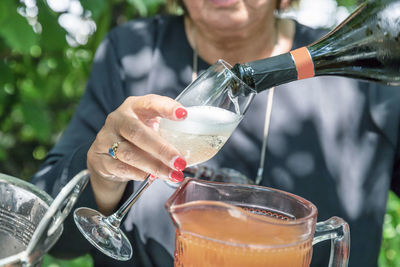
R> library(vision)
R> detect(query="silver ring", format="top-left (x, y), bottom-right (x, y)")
top-left (108, 142), bottom-right (120, 159)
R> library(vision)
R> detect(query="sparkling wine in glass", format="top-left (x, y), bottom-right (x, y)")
top-left (159, 59), bottom-right (255, 167)
top-left (73, 59), bottom-right (255, 261)
top-left (159, 106), bottom-right (242, 166)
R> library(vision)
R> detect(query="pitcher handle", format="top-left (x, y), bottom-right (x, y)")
top-left (22, 169), bottom-right (90, 266)
top-left (312, 216), bottom-right (350, 267)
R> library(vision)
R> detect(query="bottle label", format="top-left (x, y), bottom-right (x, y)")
top-left (290, 47), bottom-right (315, 80)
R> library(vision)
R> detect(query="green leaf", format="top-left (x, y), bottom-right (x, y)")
top-left (336, 0), bottom-right (363, 8)
top-left (0, 61), bottom-right (14, 85)
top-left (20, 78), bottom-right (42, 100)
top-left (0, 147), bottom-right (5, 160)
top-left (145, 0), bottom-right (166, 15)
top-left (20, 101), bottom-right (51, 141)
top-left (89, 8), bottom-right (111, 50)
top-left (37, 1), bottom-right (67, 51)
top-left (80, 0), bottom-right (108, 20)
top-left (128, 0), bottom-right (149, 17)
top-left (42, 254), bottom-right (93, 267)
top-left (0, 1), bottom-right (8, 24)
top-left (0, 0), bottom-right (38, 53)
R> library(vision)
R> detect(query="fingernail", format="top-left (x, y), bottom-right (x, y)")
top-left (175, 107), bottom-right (187, 120)
top-left (148, 174), bottom-right (157, 184)
top-left (170, 170), bottom-right (184, 182)
top-left (173, 156), bottom-right (187, 171)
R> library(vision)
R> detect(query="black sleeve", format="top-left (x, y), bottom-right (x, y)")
top-left (390, 123), bottom-right (400, 197)
top-left (367, 82), bottom-right (400, 198)
top-left (30, 33), bottom-right (127, 258)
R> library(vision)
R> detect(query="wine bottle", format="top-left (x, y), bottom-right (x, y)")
top-left (231, 0), bottom-right (400, 94)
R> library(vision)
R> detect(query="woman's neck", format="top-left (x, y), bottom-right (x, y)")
top-left (184, 15), bottom-right (295, 66)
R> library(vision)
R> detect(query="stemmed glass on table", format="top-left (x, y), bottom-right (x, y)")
top-left (73, 59), bottom-right (256, 260)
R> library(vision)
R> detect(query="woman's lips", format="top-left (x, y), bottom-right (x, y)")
top-left (209, 0), bottom-right (237, 7)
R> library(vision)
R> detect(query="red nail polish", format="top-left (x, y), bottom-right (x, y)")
top-left (175, 107), bottom-right (187, 119)
top-left (173, 157), bottom-right (187, 171)
top-left (170, 171), bottom-right (184, 182)
top-left (148, 175), bottom-right (156, 184)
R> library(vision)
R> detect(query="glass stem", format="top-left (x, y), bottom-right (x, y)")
top-left (112, 174), bottom-right (152, 222)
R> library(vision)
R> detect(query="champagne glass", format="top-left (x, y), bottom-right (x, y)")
top-left (73, 59), bottom-right (256, 260)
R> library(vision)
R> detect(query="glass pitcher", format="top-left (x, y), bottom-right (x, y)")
top-left (165, 178), bottom-right (350, 267)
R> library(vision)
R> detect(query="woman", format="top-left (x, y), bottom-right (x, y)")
top-left (32, 0), bottom-right (400, 266)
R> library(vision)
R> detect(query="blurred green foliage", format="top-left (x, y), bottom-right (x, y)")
top-left (43, 254), bottom-right (93, 267)
top-left (0, 0), bottom-right (167, 178)
top-left (337, 0), bottom-right (360, 7)
top-left (380, 191), bottom-right (400, 267)
top-left (0, 0), bottom-right (398, 266)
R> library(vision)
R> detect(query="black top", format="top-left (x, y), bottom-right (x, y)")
top-left (32, 15), bottom-right (400, 267)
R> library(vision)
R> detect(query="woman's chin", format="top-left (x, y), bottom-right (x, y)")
top-left (202, 13), bottom-right (249, 32)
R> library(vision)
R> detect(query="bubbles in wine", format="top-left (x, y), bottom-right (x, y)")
top-left (159, 106), bottom-right (241, 166)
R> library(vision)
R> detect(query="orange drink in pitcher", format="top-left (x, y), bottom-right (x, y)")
top-left (166, 178), bottom-right (350, 267)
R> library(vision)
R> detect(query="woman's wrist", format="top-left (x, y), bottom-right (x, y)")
top-left (89, 172), bottom-right (128, 215)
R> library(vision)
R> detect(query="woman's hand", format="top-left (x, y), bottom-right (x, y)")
top-left (87, 94), bottom-right (187, 214)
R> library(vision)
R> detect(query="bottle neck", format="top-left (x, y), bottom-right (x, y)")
top-left (232, 0), bottom-right (400, 93)
top-left (232, 50), bottom-right (304, 93)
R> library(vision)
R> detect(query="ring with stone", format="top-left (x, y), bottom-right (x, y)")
top-left (108, 142), bottom-right (120, 159)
